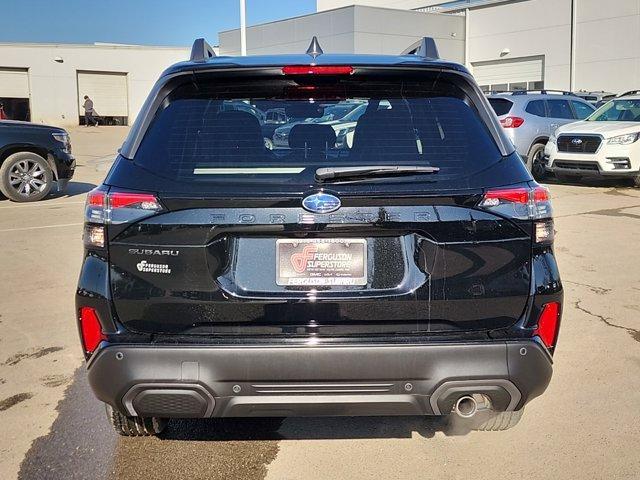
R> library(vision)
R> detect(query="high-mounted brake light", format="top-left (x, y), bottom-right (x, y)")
top-left (500, 116), bottom-right (525, 128)
top-left (282, 65), bottom-right (354, 75)
top-left (534, 302), bottom-right (561, 349)
top-left (478, 185), bottom-right (554, 243)
top-left (79, 307), bottom-right (106, 354)
top-left (83, 189), bottom-right (163, 248)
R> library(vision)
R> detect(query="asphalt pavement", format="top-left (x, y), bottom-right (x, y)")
top-left (1, 127), bottom-right (639, 480)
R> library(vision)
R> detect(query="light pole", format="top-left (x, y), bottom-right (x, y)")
top-left (240, 0), bottom-right (247, 56)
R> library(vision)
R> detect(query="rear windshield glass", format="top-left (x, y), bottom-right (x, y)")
top-left (488, 98), bottom-right (513, 116)
top-left (134, 73), bottom-right (503, 185)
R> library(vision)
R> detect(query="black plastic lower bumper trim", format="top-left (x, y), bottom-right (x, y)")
top-left (87, 340), bottom-right (552, 418)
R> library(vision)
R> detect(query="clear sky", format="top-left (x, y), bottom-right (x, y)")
top-left (0, 0), bottom-right (316, 46)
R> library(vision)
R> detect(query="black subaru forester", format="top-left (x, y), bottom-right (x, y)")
top-left (76, 38), bottom-right (562, 436)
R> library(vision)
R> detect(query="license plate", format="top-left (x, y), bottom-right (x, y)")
top-left (276, 239), bottom-right (367, 286)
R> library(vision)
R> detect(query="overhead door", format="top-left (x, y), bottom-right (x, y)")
top-left (77, 71), bottom-right (128, 120)
top-left (472, 56), bottom-right (544, 93)
top-left (0, 68), bottom-right (31, 121)
top-left (0, 68), bottom-right (29, 98)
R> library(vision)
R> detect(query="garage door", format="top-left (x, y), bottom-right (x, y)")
top-left (0, 68), bottom-right (31, 121)
top-left (0, 68), bottom-right (29, 98)
top-left (77, 71), bottom-right (128, 118)
top-left (472, 56), bottom-right (544, 93)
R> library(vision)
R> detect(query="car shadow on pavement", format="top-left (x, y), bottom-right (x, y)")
top-left (0, 181), bottom-right (96, 203)
top-left (49, 181), bottom-right (97, 199)
top-left (19, 370), bottom-right (467, 480)
top-left (158, 414), bottom-right (446, 442)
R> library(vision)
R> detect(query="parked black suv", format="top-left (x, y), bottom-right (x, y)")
top-left (76, 38), bottom-right (563, 436)
top-left (0, 120), bottom-right (75, 202)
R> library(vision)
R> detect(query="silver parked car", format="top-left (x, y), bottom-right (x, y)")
top-left (488, 91), bottom-right (595, 178)
top-left (573, 90), bottom-right (616, 107)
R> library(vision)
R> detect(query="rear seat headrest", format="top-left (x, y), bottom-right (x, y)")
top-left (289, 123), bottom-right (337, 150)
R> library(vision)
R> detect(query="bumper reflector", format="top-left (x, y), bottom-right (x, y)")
top-left (534, 302), bottom-right (561, 348)
top-left (79, 307), bottom-right (106, 354)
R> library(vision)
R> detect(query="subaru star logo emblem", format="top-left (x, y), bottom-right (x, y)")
top-left (302, 193), bottom-right (341, 214)
top-left (571, 138), bottom-right (583, 145)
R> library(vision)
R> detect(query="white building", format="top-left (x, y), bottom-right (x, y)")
top-left (0, 43), bottom-right (193, 127)
top-left (221, 0), bottom-right (640, 95)
top-left (2, 0), bottom-right (638, 128)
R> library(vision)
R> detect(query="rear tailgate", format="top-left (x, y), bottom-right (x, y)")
top-left (107, 194), bottom-right (531, 336)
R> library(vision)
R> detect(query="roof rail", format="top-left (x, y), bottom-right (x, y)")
top-left (511, 89), bottom-right (574, 96)
top-left (618, 90), bottom-right (640, 97)
top-left (190, 38), bottom-right (216, 62)
top-left (401, 37), bottom-right (440, 59)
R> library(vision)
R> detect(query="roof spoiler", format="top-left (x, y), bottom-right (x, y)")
top-left (401, 37), bottom-right (440, 59)
top-left (190, 38), bottom-right (216, 62)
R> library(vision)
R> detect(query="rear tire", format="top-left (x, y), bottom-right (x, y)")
top-left (0, 152), bottom-right (53, 202)
top-left (474, 409), bottom-right (524, 431)
top-left (526, 143), bottom-right (547, 180)
top-left (105, 404), bottom-right (167, 437)
top-left (633, 175), bottom-right (640, 188)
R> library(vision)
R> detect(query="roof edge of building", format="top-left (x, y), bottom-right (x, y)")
top-left (219, 4), bottom-right (454, 35)
top-left (0, 41), bottom-right (193, 50)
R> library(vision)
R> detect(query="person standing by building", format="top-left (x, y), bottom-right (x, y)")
top-left (0, 102), bottom-right (8, 120)
top-left (83, 95), bottom-right (98, 127)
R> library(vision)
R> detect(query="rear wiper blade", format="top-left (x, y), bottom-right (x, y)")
top-left (315, 165), bottom-right (440, 181)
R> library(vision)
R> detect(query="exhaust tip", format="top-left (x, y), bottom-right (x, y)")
top-left (455, 395), bottom-right (478, 418)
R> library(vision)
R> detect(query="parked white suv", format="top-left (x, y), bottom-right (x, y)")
top-left (544, 95), bottom-right (640, 185)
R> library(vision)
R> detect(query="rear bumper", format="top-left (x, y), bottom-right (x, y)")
top-left (87, 340), bottom-right (553, 418)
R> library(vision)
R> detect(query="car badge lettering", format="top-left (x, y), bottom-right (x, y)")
top-left (128, 248), bottom-right (179, 256)
top-left (302, 193), bottom-right (341, 214)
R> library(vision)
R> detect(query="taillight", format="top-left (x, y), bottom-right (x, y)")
top-left (79, 307), bottom-right (106, 354)
top-left (282, 65), bottom-right (354, 75)
top-left (534, 302), bottom-right (561, 348)
top-left (500, 116), bottom-right (525, 128)
top-left (83, 188), bottom-right (163, 248)
top-left (478, 185), bottom-right (554, 243)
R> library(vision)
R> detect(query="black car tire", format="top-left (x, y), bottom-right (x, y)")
top-left (0, 151), bottom-right (53, 202)
top-left (633, 175), bottom-right (640, 188)
top-left (526, 143), bottom-right (547, 180)
top-left (105, 404), bottom-right (167, 437)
